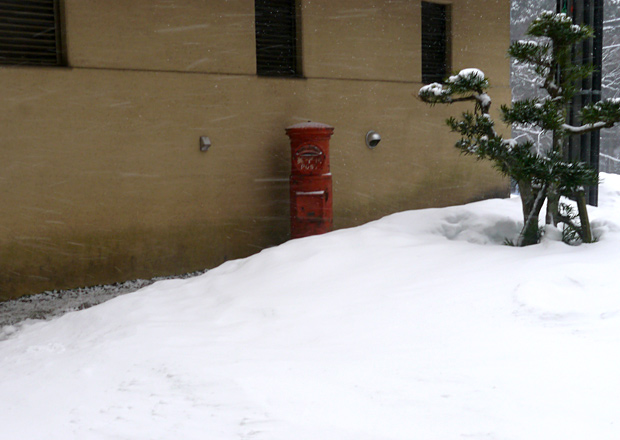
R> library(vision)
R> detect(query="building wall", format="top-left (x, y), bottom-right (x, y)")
top-left (0, 0), bottom-right (510, 300)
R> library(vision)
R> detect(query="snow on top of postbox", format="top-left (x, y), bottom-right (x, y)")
top-left (286, 121), bottom-right (334, 130)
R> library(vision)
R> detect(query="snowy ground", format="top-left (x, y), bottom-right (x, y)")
top-left (2, 175), bottom-right (620, 440)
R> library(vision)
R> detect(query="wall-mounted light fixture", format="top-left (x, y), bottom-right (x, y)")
top-left (199, 136), bottom-right (211, 152)
top-left (365, 130), bottom-right (381, 149)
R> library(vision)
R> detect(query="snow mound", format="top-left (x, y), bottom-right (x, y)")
top-left (437, 211), bottom-right (521, 244)
top-left (1, 175), bottom-right (620, 440)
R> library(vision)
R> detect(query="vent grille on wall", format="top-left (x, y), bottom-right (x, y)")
top-left (0, 0), bottom-right (62, 66)
top-left (255, 0), bottom-right (299, 77)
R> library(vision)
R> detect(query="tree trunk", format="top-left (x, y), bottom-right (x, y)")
top-left (517, 181), bottom-right (547, 246)
top-left (545, 184), bottom-right (560, 226)
top-left (575, 189), bottom-right (594, 243)
top-left (546, 131), bottom-right (564, 226)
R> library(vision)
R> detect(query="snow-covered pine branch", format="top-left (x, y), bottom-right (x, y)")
top-left (581, 98), bottom-right (620, 125)
top-left (419, 68), bottom-right (491, 113)
top-left (558, 99), bottom-right (620, 134)
top-left (527, 10), bottom-right (593, 45)
top-left (562, 121), bottom-right (611, 134)
top-left (509, 40), bottom-right (553, 72)
top-left (501, 98), bottom-right (563, 131)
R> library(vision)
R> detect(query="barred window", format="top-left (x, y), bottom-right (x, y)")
top-left (255, 0), bottom-right (300, 77)
top-left (421, 1), bottom-right (449, 84)
top-left (0, 0), bottom-right (63, 66)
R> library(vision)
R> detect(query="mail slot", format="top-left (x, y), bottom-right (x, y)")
top-left (285, 122), bottom-right (334, 239)
top-left (293, 145), bottom-right (325, 174)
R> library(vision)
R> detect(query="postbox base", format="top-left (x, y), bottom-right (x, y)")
top-left (290, 175), bottom-right (333, 239)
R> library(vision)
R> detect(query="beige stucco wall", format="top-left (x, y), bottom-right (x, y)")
top-left (64, 0), bottom-right (257, 74)
top-left (0, 0), bottom-right (510, 299)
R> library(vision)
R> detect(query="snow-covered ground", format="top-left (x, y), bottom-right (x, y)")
top-left (2, 175), bottom-right (620, 440)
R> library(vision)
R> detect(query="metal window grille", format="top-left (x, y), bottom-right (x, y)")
top-left (0, 0), bottom-right (62, 66)
top-left (255, 0), bottom-right (299, 77)
top-left (421, 2), bottom-right (448, 84)
top-left (557, 0), bottom-right (603, 205)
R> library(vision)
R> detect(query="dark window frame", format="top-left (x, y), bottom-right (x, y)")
top-left (421, 1), bottom-right (450, 84)
top-left (255, 0), bottom-right (301, 78)
top-left (0, 0), bottom-right (64, 67)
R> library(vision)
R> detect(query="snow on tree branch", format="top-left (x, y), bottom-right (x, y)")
top-left (581, 98), bottom-right (620, 125)
top-left (527, 10), bottom-right (593, 45)
top-left (419, 68), bottom-right (491, 113)
top-left (562, 122), bottom-right (611, 135)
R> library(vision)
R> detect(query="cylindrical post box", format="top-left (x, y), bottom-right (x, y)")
top-left (285, 122), bottom-right (335, 239)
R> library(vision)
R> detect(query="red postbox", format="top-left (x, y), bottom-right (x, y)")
top-left (285, 122), bottom-right (335, 239)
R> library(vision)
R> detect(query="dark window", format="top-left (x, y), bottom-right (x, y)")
top-left (255, 0), bottom-right (300, 77)
top-left (421, 1), bottom-right (449, 83)
top-left (0, 0), bottom-right (63, 66)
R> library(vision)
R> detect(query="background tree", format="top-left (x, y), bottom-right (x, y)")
top-left (420, 11), bottom-right (620, 246)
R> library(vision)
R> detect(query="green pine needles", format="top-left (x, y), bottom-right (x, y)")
top-left (419, 10), bottom-right (620, 246)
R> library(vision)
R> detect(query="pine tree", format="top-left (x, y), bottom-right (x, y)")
top-left (419, 10), bottom-right (620, 246)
